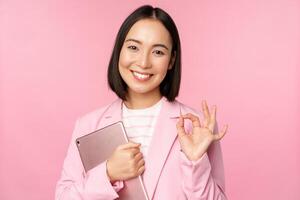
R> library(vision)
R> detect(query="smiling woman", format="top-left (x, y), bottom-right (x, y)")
top-left (118, 18), bottom-right (176, 108)
top-left (55, 4), bottom-right (228, 200)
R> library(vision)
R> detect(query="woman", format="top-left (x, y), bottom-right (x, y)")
top-left (56, 5), bottom-right (228, 200)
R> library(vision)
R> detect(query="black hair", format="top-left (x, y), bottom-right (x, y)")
top-left (107, 5), bottom-right (181, 102)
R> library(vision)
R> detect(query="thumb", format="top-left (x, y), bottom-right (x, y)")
top-left (118, 141), bottom-right (141, 150)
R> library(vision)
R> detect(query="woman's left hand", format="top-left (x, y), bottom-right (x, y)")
top-left (176, 100), bottom-right (228, 161)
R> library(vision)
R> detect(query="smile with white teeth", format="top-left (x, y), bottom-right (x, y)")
top-left (132, 71), bottom-right (152, 81)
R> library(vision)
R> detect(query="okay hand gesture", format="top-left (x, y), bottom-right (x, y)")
top-left (176, 100), bottom-right (228, 161)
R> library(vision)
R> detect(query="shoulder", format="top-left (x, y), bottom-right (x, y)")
top-left (75, 99), bottom-right (119, 129)
top-left (79, 103), bottom-right (110, 121)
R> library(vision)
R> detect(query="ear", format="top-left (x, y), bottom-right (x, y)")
top-left (168, 51), bottom-right (176, 70)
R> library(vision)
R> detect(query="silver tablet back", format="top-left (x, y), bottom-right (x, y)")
top-left (75, 121), bottom-right (149, 200)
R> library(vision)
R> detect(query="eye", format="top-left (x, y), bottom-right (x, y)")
top-left (154, 50), bottom-right (165, 56)
top-left (127, 45), bottom-right (138, 51)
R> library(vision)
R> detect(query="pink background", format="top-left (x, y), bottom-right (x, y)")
top-left (1, 0), bottom-right (299, 199)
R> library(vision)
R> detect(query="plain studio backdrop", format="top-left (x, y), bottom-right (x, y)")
top-left (1, 0), bottom-right (299, 199)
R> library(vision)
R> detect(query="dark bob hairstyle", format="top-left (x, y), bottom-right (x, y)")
top-left (107, 5), bottom-right (181, 102)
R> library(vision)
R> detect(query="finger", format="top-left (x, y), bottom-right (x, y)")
top-left (137, 165), bottom-right (145, 175)
top-left (134, 152), bottom-right (143, 161)
top-left (213, 124), bottom-right (228, 141)
top-left (208, 105), bottom-right (217, 132)
top-left (128, 147), bottom-right (140, 156)
top-left (118, 142), bottom-right (141, 150)
top-left (137, 158), bottom-right (145, 168)
top-left (210, 105), bottom-right (216, 122)
top-left (182, 113), bottom-right (201, 127)
top-left (176, 115), bottom-right (186, 137)
top-left (202, 100), bottom-right (210, 119)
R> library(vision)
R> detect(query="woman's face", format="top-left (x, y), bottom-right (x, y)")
top-left (118, 18), bottom-right (175, 99)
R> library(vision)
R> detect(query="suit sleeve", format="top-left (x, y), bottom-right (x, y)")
top-left (55, 118), bottom-right (124, 200)
top-left (179, 121), bottom-right (228, 200)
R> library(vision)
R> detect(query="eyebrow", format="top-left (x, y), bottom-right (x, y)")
top-left (125, 38), bottom-right (169, 51)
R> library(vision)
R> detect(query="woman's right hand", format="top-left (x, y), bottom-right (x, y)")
top-left (106, 142), bottom-right (145, 182)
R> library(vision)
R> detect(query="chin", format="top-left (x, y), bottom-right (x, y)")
top-left (131, 88), bottom-right (152, 94)
top-left (129, 85), bottom-right (158, 95)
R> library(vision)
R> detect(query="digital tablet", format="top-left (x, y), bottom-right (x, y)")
top-left (75, 121), bottom-right (149, 200)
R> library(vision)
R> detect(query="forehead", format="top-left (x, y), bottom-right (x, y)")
top-left (125, 19), bottom-right (172, 46)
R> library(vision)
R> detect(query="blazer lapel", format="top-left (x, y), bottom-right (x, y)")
top-left (95, 97), bottom-right (182, 200)
top-left (142, 97), bottom-right (182, 200)
top-left (95, 98), bottom-right (123, 130)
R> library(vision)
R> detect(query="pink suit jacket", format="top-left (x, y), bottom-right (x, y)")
top-left (56, 97), bottom-right (227, 200)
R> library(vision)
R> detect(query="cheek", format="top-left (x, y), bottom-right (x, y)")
top-left (153, 58), bottom-right (171, 75)
top-left (119, 49), bottom-right (134, 68)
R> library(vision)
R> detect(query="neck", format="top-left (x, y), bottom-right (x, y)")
top-left (124, 90), bottom-right (162, 109)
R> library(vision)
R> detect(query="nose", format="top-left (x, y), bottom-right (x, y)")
top-left (137, 51), bottom-right (151, 69)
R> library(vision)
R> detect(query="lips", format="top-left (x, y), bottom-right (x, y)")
top-left (131, 70), bottom-right (153, 81)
